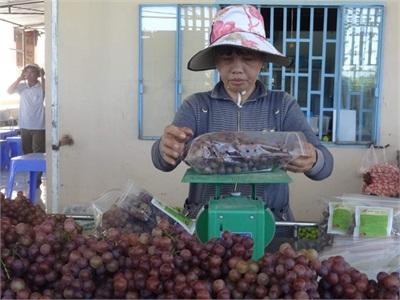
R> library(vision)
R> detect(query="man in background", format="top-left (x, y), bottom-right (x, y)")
top-left (7, 63), bottom-right (45, 187)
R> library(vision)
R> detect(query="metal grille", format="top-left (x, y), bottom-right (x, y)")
top-left (257, 6), bottom-right (339, 141)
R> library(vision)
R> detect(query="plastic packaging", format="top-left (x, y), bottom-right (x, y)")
top-left (325, 193), bottom-right (400, 237)
top-left (151, 198), bottom-right (196, 234)
top-left (319, 236), bottom-right (400, 279)
top-left (92, 182), bottom-right (172, 234)
top-left (362, 163), bottom-right (400, 197)
top-left (359, 145), bottom-right (400, 197)
top-left (354, 206), bottom-right (393, 237)
top-left (185, 131), bottom-right (307, 174)
top-left (359, 144), bottom-right (382, 174)
top-left (327, 202), bottom-right (355, 235)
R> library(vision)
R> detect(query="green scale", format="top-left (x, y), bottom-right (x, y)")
top-left (182, 168), bottom-right (292, 260)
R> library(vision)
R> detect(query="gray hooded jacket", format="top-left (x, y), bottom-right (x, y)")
top-left (152, 80), bottom-right (333, 222)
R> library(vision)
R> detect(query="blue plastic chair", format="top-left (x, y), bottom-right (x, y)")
top-left (6, 153), bottom-right (46, 203)
top-left (0, 139), bottom-right (10, 171)
top-left (0, 127), bottom-right (18, 139)
top-left (6, 136), bottom-right (23, 158)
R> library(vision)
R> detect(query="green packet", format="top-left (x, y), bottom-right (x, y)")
top-left (151, 198), bottom-right (196, 235)
top-left (328, 202), bottom-right (355, 235)
top-left (354, 206), bottom-right (393, 237)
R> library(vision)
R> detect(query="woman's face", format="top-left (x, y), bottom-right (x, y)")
top-left (214, 47), bottom-right (265, 98)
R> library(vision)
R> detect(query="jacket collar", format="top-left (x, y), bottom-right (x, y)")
top-left (210, 80), bottom-right (268, 101)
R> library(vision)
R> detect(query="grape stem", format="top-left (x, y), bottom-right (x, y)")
top-left (0, 258), bottom-right (10, 280)
top-left (164, 231), bottom-right (175, 241)
top-left (12, 244), bottom-right (23, 259)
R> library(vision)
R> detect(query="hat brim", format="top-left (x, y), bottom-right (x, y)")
top-left (187, 31), bottom-right (292, 71)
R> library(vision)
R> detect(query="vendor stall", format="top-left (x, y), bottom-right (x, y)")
top-left (1, 131), bottom-right (399, 300)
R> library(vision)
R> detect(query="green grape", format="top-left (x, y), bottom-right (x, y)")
top-left (298, 226), bottom-right (319, 240)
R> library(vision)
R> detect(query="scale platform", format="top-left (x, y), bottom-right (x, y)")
top-left (182, 168), bottom-right (292, 183)
top-left (182, 168), bottom-right (292, 259)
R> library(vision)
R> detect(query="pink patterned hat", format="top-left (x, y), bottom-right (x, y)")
top-left (188, 5), bottom-right (290, 71)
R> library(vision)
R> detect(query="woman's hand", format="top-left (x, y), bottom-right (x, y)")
top-left (286, 142), bottom-right (317, 173)
top-left (160, 125), bottom-right (193, 166)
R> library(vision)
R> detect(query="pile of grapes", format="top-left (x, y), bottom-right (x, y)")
top-left (1, 192), bottom-right (399, 299)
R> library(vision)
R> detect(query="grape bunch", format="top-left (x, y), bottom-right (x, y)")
top-left (317, 255), bottom-right (400, 299)
top-left (298, 226), bottom-right (319, 240)
top-left (0, 212), bottom-right (82, 298)
top-left (1, 193), bottom-right (46, 226)
top-left (252, 243), bottom-right (321, 299)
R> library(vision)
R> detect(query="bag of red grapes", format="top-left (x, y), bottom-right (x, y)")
top-left (92, 181), bottom-right (175, 235)
top-left (360, 144), bottom-right (400, 198)
top-left (184, 131), bottom-right (307, 175)
top-left (319, 236), bottom-right (400, 280)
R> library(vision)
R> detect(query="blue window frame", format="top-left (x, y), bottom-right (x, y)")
top-left (138, 4), bottom-right (384, 145)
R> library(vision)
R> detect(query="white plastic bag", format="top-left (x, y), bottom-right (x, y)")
top-left (359, 145), bottom-right (382, 174)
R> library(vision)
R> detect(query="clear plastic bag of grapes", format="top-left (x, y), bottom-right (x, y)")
top-left (184, 131), bottom-right (307, 175)
top-left (92, 181), bottom-right (173, 235)
top-left (319, 236), bottom-right (400, 279)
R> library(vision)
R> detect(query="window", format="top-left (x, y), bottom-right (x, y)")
top-left (138, 4), bottom-right (384, 145)
top-left (139, 6), bottom-right (178, 139)
top-left (338, 7), bottom-right (384, 143)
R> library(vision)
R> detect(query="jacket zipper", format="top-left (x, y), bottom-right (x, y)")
top-left (235, 108), bottom-right (241, 192)
top-left (237, 109), bottom-right (241, 131)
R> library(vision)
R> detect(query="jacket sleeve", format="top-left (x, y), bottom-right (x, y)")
top-left (282, 93), bottom-right (334, 180)
top-left (151, 96), bottom-right (198, 172)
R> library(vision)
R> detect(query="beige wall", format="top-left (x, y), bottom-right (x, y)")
top-left (46, 0), bottom-right (399, 221)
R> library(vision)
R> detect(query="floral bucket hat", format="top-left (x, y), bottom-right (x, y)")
top-left (187, 5), bottom-right (291, 71)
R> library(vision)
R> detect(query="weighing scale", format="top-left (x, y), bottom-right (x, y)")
top-left (182, 168), bottom-right (292, 259)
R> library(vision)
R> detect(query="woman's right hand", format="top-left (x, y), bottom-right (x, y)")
top-left (160, 125), bottom-right (193, 166)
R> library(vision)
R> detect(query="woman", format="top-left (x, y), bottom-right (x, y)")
top-left (152, 5), bottom-right (333, 222)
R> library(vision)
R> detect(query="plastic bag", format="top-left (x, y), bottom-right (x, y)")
top-left (359, 145), bottom-right (382, 174)
top-left (319, 236), bottom-right (400, 279)
top-left (359, 145), bottom-right (400, 197)
top-left (325, 194), bottom-right (400, 237)
top-left (92, 182), bottom-right (170, 234)
top-left (362, 164), bottom-right (400, 197)
top-left (184, 131), bottom-right (307, 174)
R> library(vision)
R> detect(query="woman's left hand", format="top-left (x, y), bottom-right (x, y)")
top-left (286, 142), bottom-right (317, 173)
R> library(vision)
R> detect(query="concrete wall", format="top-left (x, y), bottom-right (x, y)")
top-left (45, 0), bottom-right (399, 221)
